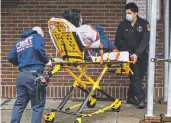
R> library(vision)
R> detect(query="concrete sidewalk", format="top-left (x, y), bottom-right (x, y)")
top-left (0, 99), bottom-right (167, 123)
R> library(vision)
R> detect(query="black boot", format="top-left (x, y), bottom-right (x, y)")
top-left (127, 96), bottom-right (140, 105)
top-left (127, 96), bottom-right (146, 109)
top-left (137, 98), bottom-right (146, 109)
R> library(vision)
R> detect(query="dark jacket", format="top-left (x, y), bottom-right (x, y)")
top-left (8, 29), bottom-right (49, 72)
top-left (115, 16), bottom-right (150, 57)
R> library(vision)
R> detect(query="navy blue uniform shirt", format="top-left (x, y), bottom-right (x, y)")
top-left (115, 16), bottom-right (150, 57)
top-left (8, 29), bottom-right (49, 72)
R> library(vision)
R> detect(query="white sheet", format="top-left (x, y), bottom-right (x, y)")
top-left (77, 25), bottom-right (100, 48)
top-left (90, 51), bottom-right (129, 62)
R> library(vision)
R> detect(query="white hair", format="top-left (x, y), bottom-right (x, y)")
top-left (32, 26), bottom-right (44, 37)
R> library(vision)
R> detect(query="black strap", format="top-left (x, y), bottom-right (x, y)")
top-left (62, 39), bottom-right (69, 61)
top-left (35, 75), bottom-right (48, 102)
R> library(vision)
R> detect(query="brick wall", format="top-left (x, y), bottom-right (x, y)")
top-left (1, 0), bottom-right (170, 100)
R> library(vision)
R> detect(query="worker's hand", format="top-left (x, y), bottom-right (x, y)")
top-left (130, 54), bottom-right (138, 64)
top-left (57, 50), bottom-right (62, 56)
top-left (46, 60), bottom-right (52, 67)
top-left (86, 42), bottom-right (93, 49)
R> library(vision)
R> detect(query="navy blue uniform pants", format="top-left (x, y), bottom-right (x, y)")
top-left (10, 72), bottom-right (46, 123)
top-left (127, 53), bottom-right (148, 99)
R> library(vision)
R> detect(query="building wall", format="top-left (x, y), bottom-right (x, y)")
top-left (1, 0), bottom-right (170, 100)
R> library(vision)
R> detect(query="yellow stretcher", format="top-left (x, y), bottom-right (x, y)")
top-left (43, 18), bottom-right (134, 123)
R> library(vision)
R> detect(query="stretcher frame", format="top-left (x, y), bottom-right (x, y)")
top-left (43, 18), bottom-right (134, 123)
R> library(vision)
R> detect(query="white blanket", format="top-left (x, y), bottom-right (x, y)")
top-left (90, 51), bottom-right (129, 62)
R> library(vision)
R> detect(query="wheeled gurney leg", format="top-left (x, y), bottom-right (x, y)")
top-left (58, 66), bottom-right (88, 111)
top-left (78, 86), bottom-right (89, 94)
top-left (76, 87), bottom-right (95, 116)
top-left (76, 65), bottom-right (109, 116)
top-left (57, 86), bottom-right (74, 111)
top-left (97, 89), bottom-right (115, 100)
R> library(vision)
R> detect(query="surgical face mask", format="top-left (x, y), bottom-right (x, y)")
top-left (126, 14), bottom-right (133, 22)
top-left (79, 17), bottom-right (83, 26)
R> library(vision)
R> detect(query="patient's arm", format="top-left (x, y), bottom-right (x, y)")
top-left (56, 50), bottom-right (63, 56)
top-left (86, 42), bottom-right (93, 48)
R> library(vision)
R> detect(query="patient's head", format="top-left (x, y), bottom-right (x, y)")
top-left (63, 9), bottom-right (82, 27)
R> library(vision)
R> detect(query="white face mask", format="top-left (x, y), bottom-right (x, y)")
top-left (126, 14), bottom-right (133, 22)
top-left (79, 17), bottom-right (83, 26)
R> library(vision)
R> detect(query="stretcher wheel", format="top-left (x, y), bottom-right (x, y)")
top-left (74, 120), bottom-right (79, 123)
top-left (43, 109), bottom-right (56, 123)
top-left (74, 117), bottom-right (82, 123)
top-left (87, 99), bottom-right (96, 108)
top-left (111, 106), bottom-right (121, 112)
top-left (45, 118), bottom-right (54, 123)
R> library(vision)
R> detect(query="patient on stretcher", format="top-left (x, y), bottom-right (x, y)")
top-left (63, 9), bottom-right (125, 62)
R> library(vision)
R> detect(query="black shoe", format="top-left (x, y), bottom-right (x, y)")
top-left (127, 96), bottom-right (146, 109)
top-left (127, 96), bottom-right (140, 106)
top-left (137, 99), bottom-right (146, 109)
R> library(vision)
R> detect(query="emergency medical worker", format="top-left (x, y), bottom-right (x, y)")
top-left (115, 3), bottom-right (150, 109)
top-left (8, 26), bottom-right (52, 123)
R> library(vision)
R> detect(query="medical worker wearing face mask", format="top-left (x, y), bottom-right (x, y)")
top-left (114, 2), bottom-right (150, 109)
